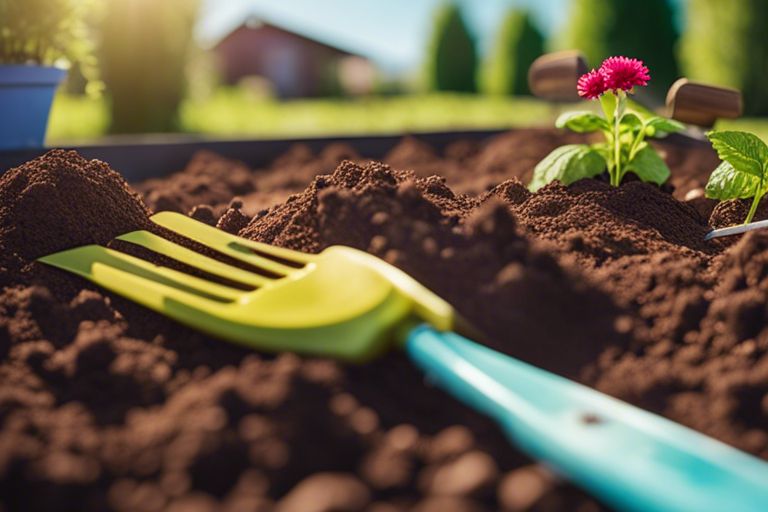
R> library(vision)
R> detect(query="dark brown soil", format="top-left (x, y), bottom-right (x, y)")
top-left (0, 150), bottom-right (151, 280)
top-left (1, 129), bottom-right (767, 512)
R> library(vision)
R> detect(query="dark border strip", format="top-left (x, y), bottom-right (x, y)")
top-left (0, 129), bottom-right (510, 182)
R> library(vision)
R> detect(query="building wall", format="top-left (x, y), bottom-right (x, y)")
top-left (214, 25), bottom-right (350, 98)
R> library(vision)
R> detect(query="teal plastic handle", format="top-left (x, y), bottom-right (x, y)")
top-left (405, 325), bottom-right (768, 512)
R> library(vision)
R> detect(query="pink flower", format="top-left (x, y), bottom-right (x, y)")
top-left (577, 68), bottom-right (606, 99)
top-left (600, 56), bottom-right (650, 92)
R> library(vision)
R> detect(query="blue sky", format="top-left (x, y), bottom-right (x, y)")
top-left (196, 0), bottom-right (569, 73)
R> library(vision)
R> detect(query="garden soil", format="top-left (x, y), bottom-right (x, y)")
top-left (1, 128), bottom-right (767, 511)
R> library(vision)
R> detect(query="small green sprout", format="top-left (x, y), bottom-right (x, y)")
top-left (705, 131), bottom-right (768, 225)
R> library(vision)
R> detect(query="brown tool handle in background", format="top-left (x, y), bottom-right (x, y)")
top-left (528, 52), bottom-right (745, 129)
top-left (528, 50), bottom-right (588, 102)
top-left (666, 79), bottom-right (742, 127)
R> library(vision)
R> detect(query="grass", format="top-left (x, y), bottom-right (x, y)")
top-left (47, 93), bottom-right (110, 142)
top-left (46, 88), bottom-right (768, 144)
top-left (178, 89), bottom-right (568, 137)
top-left (46, 90), bottom-right (573, 143)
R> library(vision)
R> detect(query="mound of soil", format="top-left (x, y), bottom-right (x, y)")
top-left (239, 160), bottom-right (629, 377)
top-left (1, 130), bottom-right (767, 511)
top-left (0, 150), bottom-right (150, 280)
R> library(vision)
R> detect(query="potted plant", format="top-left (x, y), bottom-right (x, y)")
top-left (0, 0), bottom-right (94, 149)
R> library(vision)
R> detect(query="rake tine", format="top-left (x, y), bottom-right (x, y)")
top-left (150, 212), bottom-right (314, 268)
top-left (39, 245), bottom-right (243, 304)
top-left (117, 230), bottom-right (271, 288)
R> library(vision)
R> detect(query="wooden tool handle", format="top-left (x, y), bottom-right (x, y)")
top-left (666, 78), bottom-right (743, 127)
top-left (528, 50), bottom-right (588, 102)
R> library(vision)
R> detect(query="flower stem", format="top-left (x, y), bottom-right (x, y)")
top-left (745, 192), bottom-right (763, 224)
top-left (628, 128), bottom-right (646, 162)
top-left (620, 128), bottom-right (647, 184)
top-left (612, 94), bottom-right (624, 187)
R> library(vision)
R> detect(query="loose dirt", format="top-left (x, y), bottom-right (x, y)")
top-left (1, 129), bottom-right (766, 512)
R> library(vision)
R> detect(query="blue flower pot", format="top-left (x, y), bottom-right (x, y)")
top-left (0, 65), bottom-right (67, 150)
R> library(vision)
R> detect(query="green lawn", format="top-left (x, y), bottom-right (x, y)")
top-left (47, 93), bottom-right (110, 142)
top-left (179, 90), bottom-right (571, 137)
top-left (46, 90), bottom-right (575, 143)
top-left (46, 89), bottom-right (768, 144)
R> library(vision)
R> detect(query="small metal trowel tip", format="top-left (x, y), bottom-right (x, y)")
top-left (704, 219), bottom-right (768, 241)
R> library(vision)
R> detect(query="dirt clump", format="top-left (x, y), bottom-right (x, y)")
top-left (0, 150), bottom-right (150, 279)
top-left (709, 197), bottom-right (768, 229)
top-left (497, 178), bottom-right (718, 266)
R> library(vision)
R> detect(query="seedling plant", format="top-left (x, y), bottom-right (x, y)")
top-left (530, 56), bottom-right (685, 191)
top-left (705, 130), bottom-right (768, 225)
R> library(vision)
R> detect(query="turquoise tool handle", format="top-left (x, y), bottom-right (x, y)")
top-left (405, 325), bottom-right (768, 512)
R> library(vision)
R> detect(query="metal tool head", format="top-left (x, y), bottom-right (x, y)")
top-left (38, 212), bottom-right (454, 362)
top-left (528, 50), bottom-right (589, 102)
top-left (704, 218), bottom-right (768, 241)
top-left (666, 79), bottom-right (742, 128)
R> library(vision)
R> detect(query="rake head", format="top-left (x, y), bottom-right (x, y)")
top-left (38, 212), bottom-right (454, 362)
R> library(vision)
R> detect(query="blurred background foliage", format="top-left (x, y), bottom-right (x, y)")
top-left (0, 0), bottom-right (93, 65)
top-left (99, 0), bottom-right (198, 133)
top-left (680, 0), bottom-right (768, 116)
top-left (481, 10), bottom-right (544, 96)
top-left (20, 0), bottom-right (767, 142)
top-left (0, 0), bottom-right (102, 94)
top-left (423, 3), bottom-right (478, 92)
top-left (557, 0), bottom-right (679, 94)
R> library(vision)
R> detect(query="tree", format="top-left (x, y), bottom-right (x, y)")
top-left (556, 0), bottom-right (679, 94)
top-left (424, 3), bottom-right (478, 92)
top-left (482, 9), bottom-right (544, 95)
top-left (680, 0), bottom-right (768, 115)
top-left (99, 0), bottom-right (198, 133)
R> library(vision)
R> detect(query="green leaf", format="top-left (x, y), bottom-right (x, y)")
top-left (555, 111), bottom-right (610, 133)
top-left (620, 112), bottom-right (643, 132)
top-left (624, 146), bottom-right (671, 185)
top-left (707, 131), bottom-right (768, 178)
top-left (529, 144), bottom-right (607, 192)
top-left (644, 117), bottom-right (685, 136)
top-left (704, 161), bottom-right (761, 200)
top-left (591, 142), bottom-right (612, 161)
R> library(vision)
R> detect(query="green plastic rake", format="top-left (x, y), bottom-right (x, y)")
top-left (38, 211), bottom-right (768, 512)
top-left (42, 211), bottom-right (454, 361)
